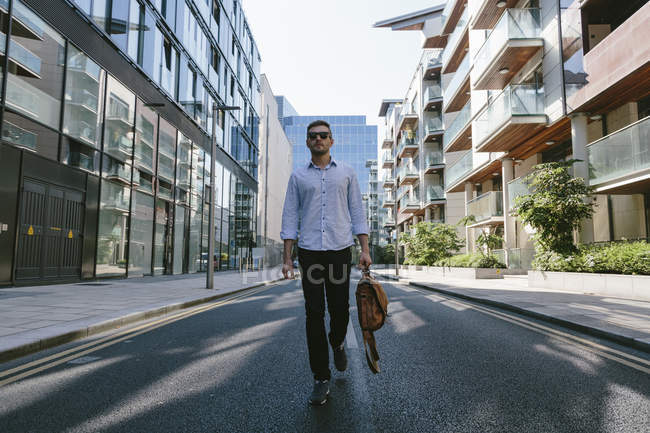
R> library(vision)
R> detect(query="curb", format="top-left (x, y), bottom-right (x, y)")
top-left (372, 272), bottom-right (650, 354)
top-left (0, 277), bottom-right (287, 364)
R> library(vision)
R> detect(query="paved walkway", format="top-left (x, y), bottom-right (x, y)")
top-left (371, 268), bottom-right (650, 353)
top-left (0, 266), bottom-right (286, 362)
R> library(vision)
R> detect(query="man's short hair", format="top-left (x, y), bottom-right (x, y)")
top-left (307, 120), bottom-right (331, 135)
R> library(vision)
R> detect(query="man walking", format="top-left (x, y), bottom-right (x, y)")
top-left (281, 120), bottom-right (372, 405)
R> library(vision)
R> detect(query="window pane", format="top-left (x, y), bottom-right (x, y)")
top-left (107, 0), bottom-right (129, 51)
top-left (160, 35), bottom-right (178, 97)
top-left (176, 132), bottom-right (191, 205)
top-left (64, 44), bottom-right (104, 149)
top-left (173, 204), bottom-right (185, 274)
top-left (129, 190), bottom-right (153, 277)
top-left (140, 9), bottom-right (160, 80)
top-left (0, 0), bottom-right (8, 89)
top-left (153, 197), bottom-right (171, 275)
top-left (73, 0), bottom-right (92, 14)
top-left (127, 0), bottom-right (141, 60)
top-left (188, 208), bottom-right (201, 273)
top-left (92, 0), bottom-right (108, 29)
top-left (157, 117), bottom-right (176, 199)
top-left (61, 135), bottom-right (100, 174)
top-left (104, 75), bottom-right (135, 162)
top-left (6, 0), bottom-right (65, 129)
top-left (135, 99), bottom-right (157, 174)
top-left (1, 111), bottom-right (58, 159)
top-left (96, 180), bottom-right (130, 277)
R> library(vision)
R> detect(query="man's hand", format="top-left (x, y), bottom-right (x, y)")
top-left (282, 259), bottom-right (295, 280)
top-left (358, 252), bottom-right (372, 271)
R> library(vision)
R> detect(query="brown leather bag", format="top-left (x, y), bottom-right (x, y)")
top-left (355, 270), bottom-right (389, 374)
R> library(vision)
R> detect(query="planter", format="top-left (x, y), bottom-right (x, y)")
top-left (425, 266), bottom-right (504, 279)
top-left (528, 270), bottom-right (650, 302)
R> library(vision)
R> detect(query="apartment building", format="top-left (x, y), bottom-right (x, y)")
top-left (0, 0), bottom-right (262, 285)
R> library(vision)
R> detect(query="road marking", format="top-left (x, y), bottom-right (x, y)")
top-left (392, 282), bottom-right (650, 375)
top-left (0, 284), bottom-right (278, 387)
top-left (67, 356), bottom-right (101, 365)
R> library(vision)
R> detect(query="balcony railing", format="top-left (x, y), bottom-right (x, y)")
top-left (507, 175), bottom-right (533, 211)
top-left (424, 115), bottom-right (443, 137)
top-left (443, 55), bottom-right (470, 110)
top-left (443, 100), bottom-right (471, 151)
top-left (467, 191), bottom-right (503, 223)
top-left (399, 193), bottom-right (420, 209)
top-left (397, 134), bottom-right (418, 156)
top-left (472, 9), bottom-right (542, 89)
top-left (382, 150), bottom-right (394, 164)
top-left (473, 84), bottom-right (545, 149)
top-left (442, 8), bottom-right (468, 68)
top-left (445, 150), bottom-right (473, 189)
top-left (424, 83), bottom-right (443, 103)
top-left (427, 184), bottom-right (445, 202)
top-left (397, 159), bottom-right (418, 180)
top-left (105, 164), bottom-right (132, 184)
top-left (588, 116), bottom-right (650, 186)
top-left (424, 50), bottom-right (443, 71)
top-left (424, 149), bottom-right (444, 167)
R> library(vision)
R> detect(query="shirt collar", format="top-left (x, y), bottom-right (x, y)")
top-left (307, 156), bottom-right (338, 169)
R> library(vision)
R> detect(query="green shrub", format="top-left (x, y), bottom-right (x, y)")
top-left (435, 253), bottom-right (505, 269)
top-left (533, 241), bottom-right (650, 275)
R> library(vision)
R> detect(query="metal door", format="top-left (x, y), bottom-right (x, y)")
top-left (15, 179), bottom-right (84, 281)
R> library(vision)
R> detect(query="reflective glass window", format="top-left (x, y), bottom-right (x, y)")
top-left (160, 35), bottom-right (178, 97)
top-left (176, 132), bottom-right (191, 205)
top-left (96, 180), bottom-right (130, 277)
top-left (63, 45), bottom-right (105, 150)
top-left (103, 75), bottom-right (135, 176)
top-left (219, 168), bottom-right (230, 270)
top-left (61, 135), bottom-right (100, 174)
top-left (153, 198), bottom-right (172, 275)
top-left (129, 191), bottom-right (153, 277)
top-left (173, 204), bottom-right (185, 274)
top-left (2, 111), bottom-right (58, 159)
top-left (92, 0), bottom-right (108, 29)
top-left (127, 0), bottom-right (141, 61)
top-left (135, 99), bottom-right (158, 194)
top-left (107, 0), bottom-right (129, 51)
top-left (140, 10), bottom-right (161, 81)
top-left (188, 206), bottom-right (202, 273)
top-left (0, 0), bottom-right (7, 89)
top-left (73, 0), bottom-right (92, 14)
top-left (6, 0), bottom-right (65, 129)
top-left (157, 117), bottom-right (176, 200)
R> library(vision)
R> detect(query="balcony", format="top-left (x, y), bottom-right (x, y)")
top-left (105, 136), bottom-right (133, 161)
top-left (383, 191), bottom-right (395, 207)
top-left (423, 83), bottom-right (443, 111)
top-left (399, 193), bottom-right (420, 213)
top-left (472, 9), bottom-right (543, 91)
top-left (587, 116), bottom-right (650, 194)
top-left (441, 0), bottom-right (466, 35)
top-left (443, 100), bottom-right (472, 152)
top-left (105, 164), bottom-right (132, 185)
top-left (0, 34), bottom-right (42, 79)
top-left (66, 89), bottom-right (98, 114)
top-left (398, 107), bottom-right (418, 131)
top-left (445, 150), bottom-right (473, 192)
top-left (470, 0), bottom-right (519, 30)
top-left (103, 194), bottom-right (130, 214)
top-left (473, 84), bottom-right (546, 153)
top-left (424, 148), bottom-right (444, 173)
top-left (382, 150), bottom-right (394, 169)
top-left (443, 55), bottom-right (470, 114)
top-left (397, 159), bottom-right (419, 185)
top-left (383, 219), bottom-right (395, 228)
top-left (382, 132), bottom-right (394, 149)
top-left (423, 115), bottom-right (443, 142)
top-left (425, 184), bottom-right (445, 205)
top-left (467, 191), bottom-right (504, 227)
top-left (507, 176), bottom-right (533, 212)
top-left (396, 134), bottom-right (418, 158)
top-left (441, 8), bottom-right (469, 75)
top-left (383, 176), bottom-right (395, 189)
top-left (423, 50), bottom-right (443, 79)
top-left (2, 119), bottom-right (36, 151)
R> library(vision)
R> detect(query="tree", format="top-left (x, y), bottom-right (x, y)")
top-left (513, 160), bottom-right (595, 256)
top-left (458, 215), bottom-right (504, 268)
top-left (399, 221), bottom-right (463, 265)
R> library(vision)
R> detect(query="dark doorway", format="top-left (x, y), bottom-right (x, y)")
top-left (153, 198), bottom-right (173, 275)
top-left (15, 179), bottom-right (84, 281)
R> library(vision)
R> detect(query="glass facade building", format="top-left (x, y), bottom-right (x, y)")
top-left (282, 115), bottom-right (378, 196)
top-left (0, 0), bottom-right (262, 285)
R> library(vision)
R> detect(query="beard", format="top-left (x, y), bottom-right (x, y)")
top-left (309, 146), bottom-right (328, 156)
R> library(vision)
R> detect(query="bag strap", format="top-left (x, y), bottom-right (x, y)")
top-left (362, 330), bottom-right (380, 374)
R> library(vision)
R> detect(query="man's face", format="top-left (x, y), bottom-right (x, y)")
top-left (306, 126), bottom-right (333, 156)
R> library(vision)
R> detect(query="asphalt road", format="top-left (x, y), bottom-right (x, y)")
top-left (1, 271), bottom-right (649, 432)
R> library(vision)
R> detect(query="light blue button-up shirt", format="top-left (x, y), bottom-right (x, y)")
top-left (281, 157), bottom-right (369, 251)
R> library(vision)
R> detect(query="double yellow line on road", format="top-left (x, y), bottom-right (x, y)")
top-left (0, 284), bottom-right (278, 388)
top-left (404, 284), bottom-right (650, 375)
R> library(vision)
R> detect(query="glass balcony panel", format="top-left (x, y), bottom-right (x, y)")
top-left (467, 191), bottom-right (503, 222)
top-left (473, 84), bottom-right (544, 147)
top-left (424, 83), bottom-right (442, 102)
top-left (397, 158), bottom-right (418, 179)
top-left (425, 115), bottom-right (443, 135)
top-left (443, 101), bottom-right (471, 151)
top-left (442, 8), bottom-right (468, 67)
top-left (427, 184), bottom-right (445, 201)
top-left (445, 150), bottom-right (473, 189)
top-left (425, 50), bottom-right (443, 69)
top-left (507, 176), bottom-right (534, 211)
top-left (382, 150), bottom-right (394, 163)
top-left (444, 55), bottom-right (470, 104)
top-left (472, 9), bottom-right (542, 85)
top-left (424, 149), bottom-right (444, 166)
top-left (588, 116), bottom-right (650, 185)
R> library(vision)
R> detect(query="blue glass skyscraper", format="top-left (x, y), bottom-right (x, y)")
top-left (280, 114), bottom-right (378, 195)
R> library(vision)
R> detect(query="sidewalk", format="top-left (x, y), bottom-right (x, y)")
top-left (0, 267), bottom-right (286, 363)
top-left (371, 268), bottom-right (650, 353)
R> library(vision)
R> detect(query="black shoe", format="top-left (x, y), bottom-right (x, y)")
top-left (309, 380), bottom-right (329, 405)
top-left (333, 344), bottom-right (347, 372)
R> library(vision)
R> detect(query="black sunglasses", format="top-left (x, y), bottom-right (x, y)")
top-left (307, 131), bottom-right (330, 140)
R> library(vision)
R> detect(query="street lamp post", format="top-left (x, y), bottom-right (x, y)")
top-left (207, 103), bottom-right (240, 290)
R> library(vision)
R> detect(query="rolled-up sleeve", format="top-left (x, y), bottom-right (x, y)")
top-left (347, 170), bottom-right (369, 236)
top-left (280, 174), bottom-right (299, 240)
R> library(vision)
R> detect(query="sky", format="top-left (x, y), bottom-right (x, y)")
top-left (242, 0), bottom-right (445, 133)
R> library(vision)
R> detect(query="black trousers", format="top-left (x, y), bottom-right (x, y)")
top-left (298, 247), bottom-right (352, 381)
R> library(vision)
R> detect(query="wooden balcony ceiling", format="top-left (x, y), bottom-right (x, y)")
top-left (424, 97), bottom-right (443, 111)
top-left (442, 0), bottom-right (467, 35)
top-left (382, 160), bottom-right (394, 169)
top-left (471, 0), bottom-right (518, 30)
top-left (401, 205), bottom-right (420, 214)
top-left (424, 34), bottom-right (449, 49)
top-left (424, 198), bottom-right (446, 208)
top-left (508, 117), bottom-right (571, 161)
top-left (443, 75), bottom-right (470, 113)
top-left (594, 174), bottom-right (650, 196)
top-left (398, 146), bottom-right (418, 159)
top-left (424, 65), bottom-right (442, 80)
top-left (474, 117), bottom-right (546, 153)
top-left (472, 41), bottom-right (543, 90)
top-left (468, 216), bottom-right (504, 229)
top-left (442, 30), bottom-right (469, 74)
top-left (399, 174), bottom-right (419, 185)
top-left (447, 158), bottom-right (503, 193)
top-left (424, 129), bottom-right (443, 142)
top-left (400, 115), bottom-right (419, 130)
top-left (425, 164), bottom-right (445, 174)
top-left (382, 138), bottom-right (393, 149)
top-left (444, 122), bottom-right (472, 153)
